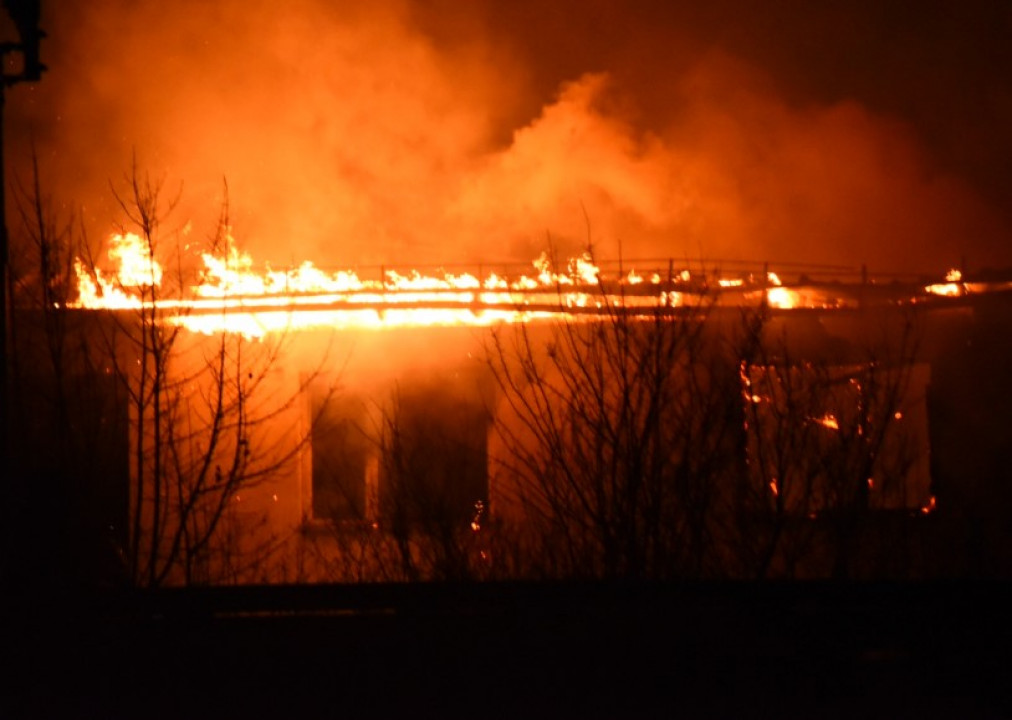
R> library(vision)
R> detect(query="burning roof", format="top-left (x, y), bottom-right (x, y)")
top-left (69, 231), bottom-right (1003, 338)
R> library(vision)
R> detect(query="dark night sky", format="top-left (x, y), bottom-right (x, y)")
top-left (4, 0), bottom-right (1011, 273)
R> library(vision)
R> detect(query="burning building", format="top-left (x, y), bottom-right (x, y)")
top-left (5, 0), bottom-right (1012, 586)
top-left (37, 223), bottom-right (1009, 586)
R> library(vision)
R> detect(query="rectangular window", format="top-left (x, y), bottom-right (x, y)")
top-left (311, 393), bottom-right (371, 522)
top-left (380, 378), bottom-right (489, 528)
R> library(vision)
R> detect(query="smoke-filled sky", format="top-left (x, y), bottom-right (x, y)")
top-left (4, 0), bottom-right (1012, 273)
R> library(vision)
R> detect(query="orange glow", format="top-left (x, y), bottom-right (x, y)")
top-left (74, 236), bottom-right (691, 337)
top-left (625, 269), bottom-right (660, 286)
top-left (74, 233), bottom-right (164, 310)
top-left (813, 413), bottom-right (840, 430)
top-left (109, 232), bottom-right (162, 287)
top-left (72, 230), bottom-right (991, 338)
top-left (925, 269), bottom-right (965, 297)
top-left (765, 271), bottom-right (800, 309)
top-left (925, 282), bottom-right (963, 297)
top-left (766, 286), bottom-right (798, 309)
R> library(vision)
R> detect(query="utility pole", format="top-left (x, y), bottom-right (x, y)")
top-left (1, 0), bottom-right (45, 582)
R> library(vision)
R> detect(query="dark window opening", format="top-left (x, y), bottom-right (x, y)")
top-left (380, 379), bottom-right (489, 529)
top-left (311, 394), bottom-right (371, 522)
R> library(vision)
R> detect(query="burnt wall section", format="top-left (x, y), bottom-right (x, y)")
top-left (771, 298), bottom-right (1012, 577)
top-left (924, 295), bottom-right (1012, 576)
top-left (295, 304), bottom-right (1012, 581)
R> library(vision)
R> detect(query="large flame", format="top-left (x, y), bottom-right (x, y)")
top-left (71, 232), bottom-right (988, 338)
top-left (765, 271), bottom-right (799, 310)
top-left (71, 233), bottom-right (678, 337)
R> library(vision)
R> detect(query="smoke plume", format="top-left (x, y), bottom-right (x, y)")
top-left (6, 0), bottom-right (1010, 275)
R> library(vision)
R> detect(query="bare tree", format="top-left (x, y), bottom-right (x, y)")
top-left (485, 261), bottom-right (927, 581)
top-left (738, 308), bottom-right (924, 579)
top-left (5, 146), bottom-right (126, 589)
top-left (84, 163), bottom-right (319, 586)
top-left (485, 261), bottom-right (745, 580)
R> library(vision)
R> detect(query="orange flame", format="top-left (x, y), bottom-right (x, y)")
top-left (75, 233), bottom-right (164, 309)
top-left (813, 413), bottom-right (840, 430)
top-left (925, 267), bottom-right (964, 297)
top-left (72, 232), bottom-right (981, 337)
top-left (71, 234), bottom-right (685, 337)
top-left (765, 271), bottom-right (800, 309)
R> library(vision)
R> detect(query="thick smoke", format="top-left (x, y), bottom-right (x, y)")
top-left (6, 0), bottom-right (1010, 274)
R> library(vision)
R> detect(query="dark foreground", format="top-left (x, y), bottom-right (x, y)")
top-left (5, 581), bottom-right (1011, 719)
